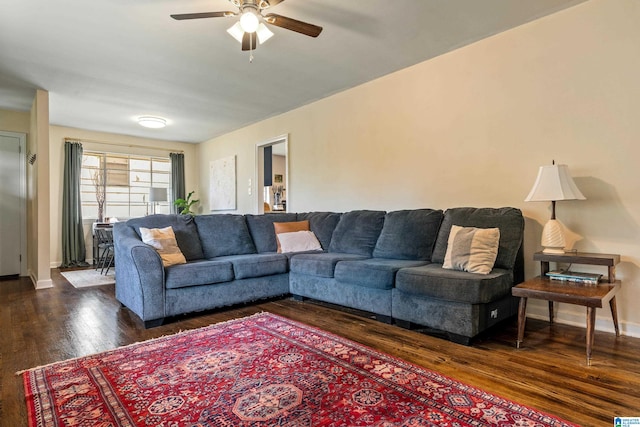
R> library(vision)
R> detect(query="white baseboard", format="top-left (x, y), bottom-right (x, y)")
top-left (28, 269), bottom-right (54, 289)
top-left (35, 278), bottom-right (54, 289)
top-left (526, 304), bottom-right (640, 338)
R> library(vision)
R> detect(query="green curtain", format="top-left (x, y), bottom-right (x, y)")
top-left (170, 152), bottom-right (185, 214)
top-left (61, 141), bottom-right (88, 267)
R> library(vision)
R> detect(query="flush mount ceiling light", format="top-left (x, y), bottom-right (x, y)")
top-left (138, 116), bottom-right (167, 129)
top-left (171, 0), bottom-right (322, 61)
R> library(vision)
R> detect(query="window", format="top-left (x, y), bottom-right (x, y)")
top-left (81, 152), bottom-right (171, 220)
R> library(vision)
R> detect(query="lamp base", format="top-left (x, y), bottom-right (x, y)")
top-left (541, 219), bottom-right (566, 254)
top-left (542, 247), bottom-right (566, 254)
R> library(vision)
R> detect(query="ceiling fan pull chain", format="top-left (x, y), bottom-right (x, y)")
top-left (249, 32), bottom-right (255, 63)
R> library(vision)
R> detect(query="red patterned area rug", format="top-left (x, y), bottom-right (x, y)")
top-left (23, 313), bottom-right (577, 427)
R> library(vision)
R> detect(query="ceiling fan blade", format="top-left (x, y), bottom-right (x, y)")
top-left (263, 0), bottom-right (285, 8)
top-left (171, 11), bottom-right (235, 20)
top-left (241, 32), bottom-right (258, 51)
top-left (264, 13), bottom-right (322, 37)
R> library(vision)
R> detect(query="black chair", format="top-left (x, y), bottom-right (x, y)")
top-left (95, 228), bottom-right (114, 275)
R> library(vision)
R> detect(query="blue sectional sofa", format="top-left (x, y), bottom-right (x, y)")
top-left (113, 207), bottom-right (524, 343)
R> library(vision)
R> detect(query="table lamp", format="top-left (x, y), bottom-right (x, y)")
top-left (525, 162), bottom-right (585, 254)
top-left (149, 187), bottom-right (167, 215)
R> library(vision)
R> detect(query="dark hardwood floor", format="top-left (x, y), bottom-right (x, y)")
top-left (1, 269), bottom-right (639, 426)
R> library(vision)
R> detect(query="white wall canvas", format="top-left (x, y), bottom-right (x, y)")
top-left (209, 155), bottom-right (236, 211)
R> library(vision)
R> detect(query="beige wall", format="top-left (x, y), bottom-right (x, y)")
top-left (198, 0), bottom-right (640, 336)
top-left (0, 108), bottom-right (30, 133)
top-left (273, 155), bottom-right (286, 185)
top-left (272, 154), bottom-right (286, 205)
top-left (29, 90), bottom-right (52, 289)
top-left (49, 126), bottom-right (199, 267)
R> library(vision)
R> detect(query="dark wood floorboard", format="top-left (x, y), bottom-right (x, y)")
top-left (1, 269), bottom-right (639, 426)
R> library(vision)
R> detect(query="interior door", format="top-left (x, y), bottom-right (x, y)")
top-left (255, 135), bottom-right (288, 213)
top-left (0, 133), bottom-right (24, 277)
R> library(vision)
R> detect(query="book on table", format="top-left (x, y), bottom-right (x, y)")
top-left (546, 270), bottom-right (602, 285)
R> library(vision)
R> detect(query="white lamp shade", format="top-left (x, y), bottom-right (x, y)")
top-left (149, 187), bottom-right (167, 202)
top-left (227, 22), bottom-right (244, 43)
top-left (524, 164), bottom-right (585, 202)
top-left (256, 23), bottom-right (273, 44)
top-left (228, 22), bottom-right (273, 45)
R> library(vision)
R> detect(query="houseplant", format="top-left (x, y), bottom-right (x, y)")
top-left (174, 191), bottom-right (200, 215)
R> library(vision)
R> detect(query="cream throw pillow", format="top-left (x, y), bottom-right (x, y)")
top-left (274, 220), bottom-right (310, 253)
top-left (139, 226), bottom-right (187, 267)
top-left (443, 225), bottom-right (500, 275)
top-left (277, 231), bottom-right (322, 253)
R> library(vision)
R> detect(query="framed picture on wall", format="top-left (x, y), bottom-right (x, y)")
top-left (274, 174), bottom-right (283, 183)
top-left (209, 155), bottom-right (236, 211)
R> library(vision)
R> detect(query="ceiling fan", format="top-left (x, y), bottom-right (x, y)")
top-left (171, 0), bottom-right (323, 52)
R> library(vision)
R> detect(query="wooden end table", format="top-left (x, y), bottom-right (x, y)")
top-left (512, 251), bottom-right (621, 365)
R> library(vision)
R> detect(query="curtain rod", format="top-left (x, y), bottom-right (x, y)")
top-left (65, 137), bottom-right (184, 154)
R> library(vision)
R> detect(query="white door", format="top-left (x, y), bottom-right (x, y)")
top-left (0, 132), bottom-right (25, 277)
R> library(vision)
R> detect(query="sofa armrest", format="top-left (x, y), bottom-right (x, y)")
top-left (113, 223), bottom-right (166, 322)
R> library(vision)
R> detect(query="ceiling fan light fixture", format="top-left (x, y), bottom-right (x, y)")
top-left (138, 116), bottom-right (167, 129)
top-left (227, 22), bottom-right (245, 43)
top-left (170, 1), bottom-right (323, 54)
top-left (256, 23), bottom-right (274, 44)
top-left (239, 10), bottom-right (260, 33)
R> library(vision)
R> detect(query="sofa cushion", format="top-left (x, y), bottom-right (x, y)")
top-left (431, 207), bottom-right (524, 270)
top-left (296, 212), bottom-right (342, 250)
top-left (373, 209), bottom-right (443, 261)
top-left (126, 214), bottom-right (204, 261)
top-left (165, 259), bottom-right (234, 289)
top-left (335, 258), bottom-right (428, 290)
top-left (280, 249), bottom-right (328, 264)
top-left (274, 220), bottom-right (310, 252)
top-left (216, 253), bottom-right (288, 279)
top-left (290, 253), bottom-right (369, 278)
top-left (443, 226), bottom-right (500, 275)
top-left (245, 213), bottom-right (298, 253)
top-left (328, 210), bottom-right (386, 257)
top-left (395, 263), bottom-right (513, 304)
top-left (194, 214), bottom-right (256, 258)
top-left (139, 226), bottom-right (187, 267)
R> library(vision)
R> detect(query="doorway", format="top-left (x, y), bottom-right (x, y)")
top-left (0, 131), bottom-right (27, 277)
top-left (255, 135), bottom-right (288, 214)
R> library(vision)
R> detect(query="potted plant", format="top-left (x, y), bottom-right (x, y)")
top-left (174, 191), bottom-right (200, 215)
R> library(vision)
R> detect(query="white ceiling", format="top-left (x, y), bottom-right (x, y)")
top-left (0, 0), bottom-right (585, 143)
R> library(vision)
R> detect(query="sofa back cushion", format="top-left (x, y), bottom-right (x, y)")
top-left (329, 210), bottom-right (386, 257)
top-left (126, 214), bottom-right (204, 261)
top-left (431, 207), bottom-right (524, 270)
top-left (296, 212), bottom-right (342, 250)
top-left (194, 214), bottom-right (257, 258)
top-left (373, 209), bottom-right (444, 260)
top-left (245, 213), bottom-right (298, 253)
